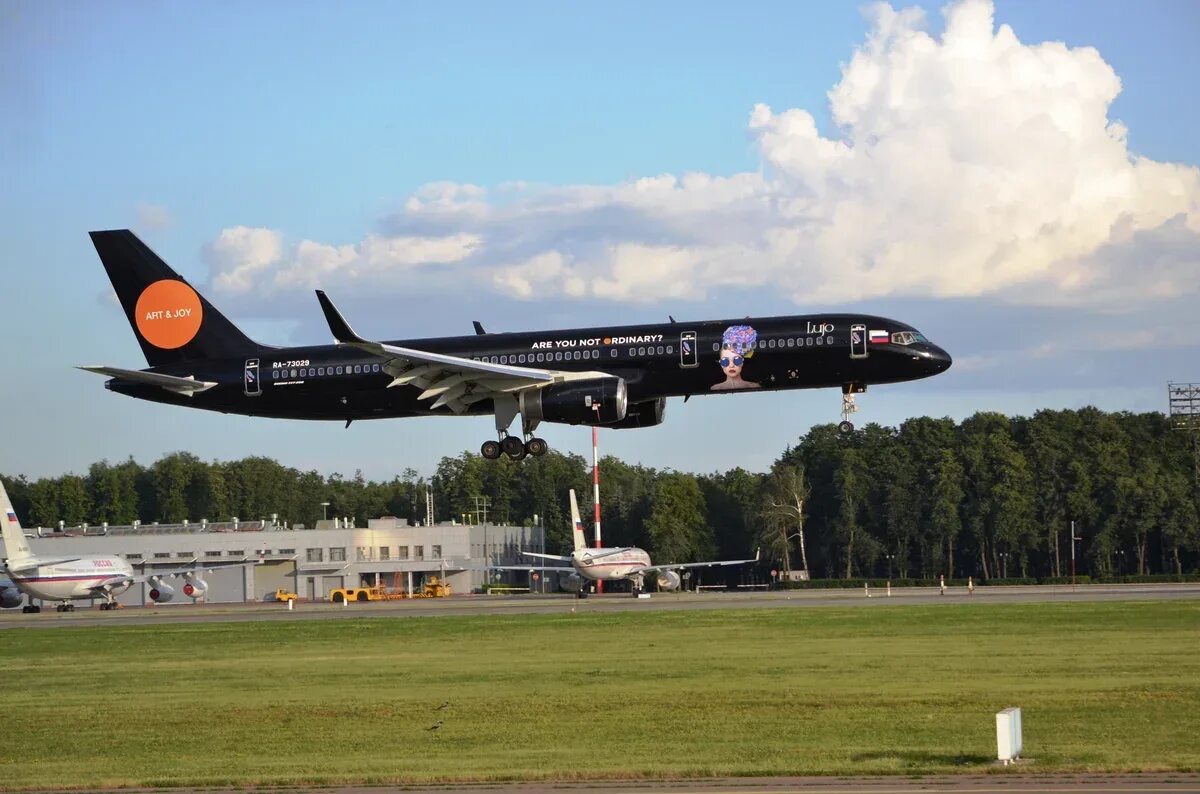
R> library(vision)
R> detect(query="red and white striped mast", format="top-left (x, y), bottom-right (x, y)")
top-left (592, 425), bottom-right (603, 594)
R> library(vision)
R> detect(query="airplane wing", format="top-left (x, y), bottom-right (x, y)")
top-left (459, 564), bottom-right (576, 572)
top-left (626, 549), bottom-right (761, 576)
top-left (77, 366), bottom-right (217, 396)
top-left (124, 558), bottom-right (264, 586)
top-left (521, 552), bottom-right (573, 562)
top-left (315, 291), bottom-right (613, 414)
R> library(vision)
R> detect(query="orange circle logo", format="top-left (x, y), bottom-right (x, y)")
top-left (134, 280), bottom-right (203, 349)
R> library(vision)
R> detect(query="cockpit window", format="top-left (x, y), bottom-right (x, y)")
top-left (890, 331), bottom-right (929, 346)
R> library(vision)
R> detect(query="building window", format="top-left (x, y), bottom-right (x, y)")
top-left (397, 546), bottom-right (409, 560)
top-left (330, 547), bottom-right (346, 562)
top-left (125, 553), bottom-right (142, 560)
top-left (431, 545), bottom-right (442, 559)
top-left (176, 551), bottom-right (194, 558)
top-left (306, 548), bottom-right (324, 563)
top-left (278, 548), bottom-right (295, 555)
top-left (154, 552), bottom-right (170, 559)
top-left (356, 546), bottom-right (370, 561)
top-left (205, 550), bottom-right (223, 557)
top-left (379, 546), bottom-right (390, 561)
top-left (415, 545), bottom-right (425, 560)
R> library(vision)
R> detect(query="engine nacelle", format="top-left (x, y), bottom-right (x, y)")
top-left (0, 586), bottom-right (23, 609)
top-left (148, 581), bottom-right (176, 603)
top-left (520, 378), bottom-right (627, 426)
top-left (656, 570), bottom-right (682, 591)
top-left (605, 397), bottom-right (666, 429)
top-left (182, 577), bottom-right (208, 600)
top-left (558, 572), bottom-right (584, 593)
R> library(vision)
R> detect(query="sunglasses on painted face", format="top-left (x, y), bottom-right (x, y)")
top-left (720, 355), bottom-right (744, 368)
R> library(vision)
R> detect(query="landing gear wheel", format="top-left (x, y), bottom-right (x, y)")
top-left (481, 440), bottom-right (502, 460)
top-left (838, 421), bottom-right (855, 434)
top-left (525, 437), bottom-right (548, 457)
top-left (500, 435), bottom-right (525, 459)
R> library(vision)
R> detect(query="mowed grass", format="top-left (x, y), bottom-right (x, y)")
top-left (0, 601), bottom-right (1197, 789)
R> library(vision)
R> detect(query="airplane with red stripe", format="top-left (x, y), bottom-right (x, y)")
top-left (519, 490), bottom-right (758, 595)
top-left (1, 479), bottom-right (258, 613)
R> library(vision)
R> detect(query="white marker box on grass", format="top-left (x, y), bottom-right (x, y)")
top-left (996, 707), bottom-right (1023, 764)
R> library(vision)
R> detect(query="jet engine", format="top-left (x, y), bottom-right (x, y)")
top-left (182, 577), bottom-right (208, 600)
top-left (0, 586), bottom-right (23, 609)
top-left (656, 570), bottom-right (682, 591)
top-left (148, 581), bottom-right (176, 603)
top-left (557, 572), bottom-right (584, 593)
top-left (520, 378), bottom-right (627, 426)
top-left (605, 397), bottom-right (666, 429)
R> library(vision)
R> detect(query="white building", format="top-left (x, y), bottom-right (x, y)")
top-left (24, 516), bottom-right (546, 606)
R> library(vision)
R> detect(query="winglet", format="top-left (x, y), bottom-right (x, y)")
top-left (473, 321), bottom-right (486, 335)
top-left (315, 291), bottom-right (368, 345)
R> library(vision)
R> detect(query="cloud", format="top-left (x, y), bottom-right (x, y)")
top-left (205, 227), bottom-right (481, 296)
top-left (203, 0), bottom-right (1200, 309)
top-left (135, 203), bottom-right (173, 231)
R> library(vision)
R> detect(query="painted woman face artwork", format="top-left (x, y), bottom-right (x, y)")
top-left (711, 325), bottom-right (761, 391)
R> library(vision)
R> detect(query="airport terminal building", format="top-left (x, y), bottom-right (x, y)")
top-left (23, 516), bottom-right (547, 607)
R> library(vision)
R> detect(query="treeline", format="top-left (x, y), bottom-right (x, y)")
top-left (3, 408), bottom-right (1198, 579)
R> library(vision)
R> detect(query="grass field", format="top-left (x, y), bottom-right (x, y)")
top-left (1, 600), bottom-right (1197, 789)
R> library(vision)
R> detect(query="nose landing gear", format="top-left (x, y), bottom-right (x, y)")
top-left (839, 383), bottom-right (865, 434)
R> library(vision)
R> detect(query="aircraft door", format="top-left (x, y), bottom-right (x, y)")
top-left (850, 325), bottom-right (868, 359)
top-left (244, 358), bottom-right (261, 396)
top-left (679, 331), bottom-right (698, 368)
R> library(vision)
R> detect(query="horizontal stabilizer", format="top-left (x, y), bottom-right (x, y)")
top-left (78, 366), bottom-right (217, 395)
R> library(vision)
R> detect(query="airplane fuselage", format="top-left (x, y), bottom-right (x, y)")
top-left (103, 313), bottom-right (951, 423)
top-left (5, 557), bottom-right (134, 602)
top-left (570, 547), bottom-right (653, 581)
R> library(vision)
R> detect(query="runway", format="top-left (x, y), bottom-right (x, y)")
top-left (64, 774), bottom-right (1200, 793)
top-left (3, 582), bottom-right (1198, 629)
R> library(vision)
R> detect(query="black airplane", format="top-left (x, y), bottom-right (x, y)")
top-left (82, 230), bottom-right (951, 460)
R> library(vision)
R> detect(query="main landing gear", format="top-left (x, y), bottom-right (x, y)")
top-left (54, 602), bottom-right (76, 613)
top-left (22, 603), bottom-right (41, 614)
top-left (839, 383), bottom-right (866, 434)
top-left (480, 395), bottom-right (550, 460)
top-left (480, 433), bottom-right (549, 460)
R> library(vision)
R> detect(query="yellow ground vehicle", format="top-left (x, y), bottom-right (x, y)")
top-left (420, 577), bottom-right (451, 598)
top-left (273, 588), bottom-right (299, 602)
top-left (329, 586), bottom-right (398, 603)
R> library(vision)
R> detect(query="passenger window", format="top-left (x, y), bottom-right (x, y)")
top-left (666, 346), bottom-right (673, 354)
top-left (629, 348), bottom-right (636, 356)
top-left (758, 340), bottom-right (766, 349)
top-left (290, 369), bottom-right (298, 378)
top-left (787, 338), bottom-right (795, 347)
top-left (272, 370), bottom-right (279, 379)
top-left (611, 349), bottom-right (618, 357)
top-left (713, 342), bottom-right (720, 352)
top-left (571, 351), bottom-right (579, 360)
top-left (816, 337), bottom-right (824, 346)
top-left (768, 339), bottom-right (776, 348)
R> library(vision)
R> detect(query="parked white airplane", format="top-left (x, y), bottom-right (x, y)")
top-left (522, 490), bottom-right (758, 594)
top-left (1, 480), bottom-right (258, 613)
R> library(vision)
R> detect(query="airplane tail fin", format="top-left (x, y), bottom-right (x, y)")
top-left (569, 489), bottom-right (587, 552)
top-left (0, 479), bottom-right (34, 565)
top-left (89, 230), bottom-right (259, 367)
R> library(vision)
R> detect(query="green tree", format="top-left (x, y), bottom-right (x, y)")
top-left (645, 473), bottom-right (713, 564)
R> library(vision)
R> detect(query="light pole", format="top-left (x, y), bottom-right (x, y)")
top-left (885, 553), bottom-right (894, 581)
top-left (1000, 552), bottom-right (1009, 580)
top-left (321, 502), bottom-right (330, 522)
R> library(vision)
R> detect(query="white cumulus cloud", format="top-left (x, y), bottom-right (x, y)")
top-left (204, 0), bottom-right (1200, 309)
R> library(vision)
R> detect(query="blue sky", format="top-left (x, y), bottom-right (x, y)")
top-left (1, 0), bottom-right (1198, 480)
